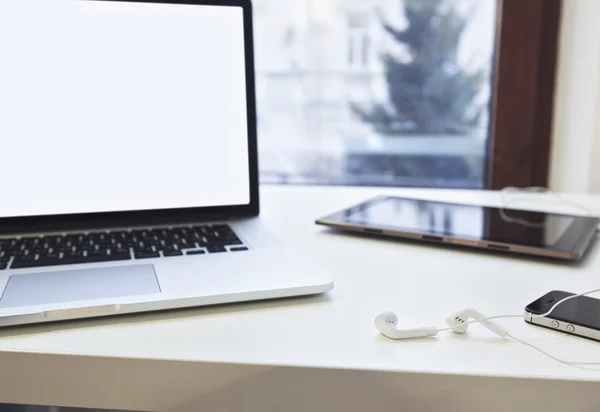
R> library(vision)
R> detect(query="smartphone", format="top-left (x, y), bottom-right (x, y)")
top-left (525, 290), bottom-right (600, 342)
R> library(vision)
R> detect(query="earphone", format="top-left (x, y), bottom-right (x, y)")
top-left (374, 312), bottom-right (438, 339)
top-left (445, 308), bottom-right (509, 338)
top-left (375, 308), bottom-right (510, 340)
top-left (374, 188), bottom-right (599, 368)
top-left (374, 287), bottom-right (600, 370)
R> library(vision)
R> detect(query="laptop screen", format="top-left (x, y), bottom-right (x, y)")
top-left (0, 0), bottom-right (251, 219)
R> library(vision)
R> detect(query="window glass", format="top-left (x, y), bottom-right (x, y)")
top-left (255, 0), bottom-right (497, 188)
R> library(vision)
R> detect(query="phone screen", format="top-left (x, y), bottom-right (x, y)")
top-left (526, 291), bottom-right (600, 330)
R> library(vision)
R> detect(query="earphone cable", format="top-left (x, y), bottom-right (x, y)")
top-left (534, 287), bottom-right (600, 319)
top-left (507, 334), bottom-right (600, 369)
top-left (435, 288), bottom-right (600, 333)
top-left (500, 187), bottom-right (599, 228)
top-left (435, 287), bottom-right (600, 369)
top-left (501, 187), bottom-right (598, 217)
top-left (436, 313), bottom-right (600, 369)
top-left (436, 315), bottom-right (524, 333)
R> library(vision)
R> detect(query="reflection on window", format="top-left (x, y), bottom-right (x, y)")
top-left (254, 0), bottom-right (497, 188)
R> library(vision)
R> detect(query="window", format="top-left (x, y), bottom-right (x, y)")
top-left (255, 0), bottom-right (497, 188)
top-left (347, 12), bottom-right (371, 69)
top-left (255, 0), bottom-right (562, 189)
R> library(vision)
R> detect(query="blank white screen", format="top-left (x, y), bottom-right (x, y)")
top-left (0, 0), bottom-right (251, 218)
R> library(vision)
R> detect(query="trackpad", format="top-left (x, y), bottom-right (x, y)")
top-left (0, 265), bottom-right (161, 309)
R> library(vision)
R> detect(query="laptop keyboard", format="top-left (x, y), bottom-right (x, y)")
top-left (0, 224), bottom-right (248, 270)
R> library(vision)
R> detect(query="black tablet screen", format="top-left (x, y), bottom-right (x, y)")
top-left (342, 197), bottom-right (589, 251)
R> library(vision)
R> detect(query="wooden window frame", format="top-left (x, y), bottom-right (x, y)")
top-left (488, 0), bottom-right (563, 190)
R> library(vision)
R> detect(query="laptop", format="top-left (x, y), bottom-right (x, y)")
top-left (0, 0), bottom-right (333, 328)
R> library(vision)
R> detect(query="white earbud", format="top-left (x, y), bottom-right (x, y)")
top-left (375, 308), bottom-right (509, 340)
top-left (446, 308), bottom-right (508, 338)
top-left (374, 287), bottom-right (600, 369)
top-left (374, 312), bottom-right (438, 340)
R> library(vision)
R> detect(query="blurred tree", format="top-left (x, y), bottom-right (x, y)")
top-left (352, 0), bottom-right (487, 136)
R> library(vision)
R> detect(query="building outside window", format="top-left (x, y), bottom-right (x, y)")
top-left (254, 0), bottom-right (497, 188)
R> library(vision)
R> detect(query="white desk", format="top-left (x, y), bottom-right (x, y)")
top-left (1, 186), bottom-right (600, 412)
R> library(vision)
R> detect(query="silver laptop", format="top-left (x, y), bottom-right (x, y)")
top-left (0, 0), bottom-right (333, 328)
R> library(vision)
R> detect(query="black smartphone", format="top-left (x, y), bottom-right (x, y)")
top-left (525, 290), bottom-right (600, 342)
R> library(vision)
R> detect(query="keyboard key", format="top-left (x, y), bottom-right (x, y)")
top-left (17, 249), bottom-right (31, 258)
top-left (133, 245), bottom-right (156, 254)
top-left (192, 226), bottom-right (209, 236)
top-left (66, 234), bottom-right (85, 243)
top-left (21, 237), bottom-right (42, 247)
top-left (10, 252), bottom-right (131, 269)
top-left (145, 237), bottom-right (159, 247)
top-left (4, 224), bottom-right (243, 269)
top-left (106, 252), bottom-right (132, 260)
top-left (112, 231), bottom-right (129, 241)
top-left (108, 247), bottom-right (130, 256)
top-left (207, 246), bottom-right (227, 254)
top-left (186, 250), bottom-right (206, 256)
top-left (224, 239), bottom-right (243, 246)
top-left (68, 250), bottom-right (84, 258)
top-left (0, 238), bottom-right (17, 251)
top-left (134, 251), bottom-right (160, 260)
top-left (90, 233), bottom-right (108, 243)
top-left (163, 250), bottom-right (184, 257)
top-left (87, 250), bottom-right (108, 258)
top-left (45, 235), bottom-right (65, 245)
top-left (180, 239), bottom-right (196, 249)
top-left (230, 247), bottom-right (249, 252)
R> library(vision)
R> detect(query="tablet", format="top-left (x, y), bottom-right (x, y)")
top-left (316, 196), bottom-right (599, 261)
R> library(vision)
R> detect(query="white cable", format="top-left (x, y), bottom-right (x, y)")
top-left (381, 189), bottom-right (598, 367)
top-left (501, 187), bottom-right (597, 216)
top-left (438, 316), bottom-right (600, 369)
top-left (500, 186), bottom-right (598, 228)
top-left (435, 287), bottom-right (600, 369)
top-left (533, 287), bottom-right (600, 319)
top-left (436, 315), bottom-right (524, 333)
top-left (435, 288), bottom-right (600, 333)
top-left (498, 190), bottom-right (600, 367)
top-left (507, 334), bottom-right (600, 370)
top-left (463, 188), bottom-right (600, 367)
top-left (439, 314), bottom-right (600, 369)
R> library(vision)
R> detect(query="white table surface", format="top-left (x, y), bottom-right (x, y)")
top-left (1, 186), bottom-right (600, 412)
